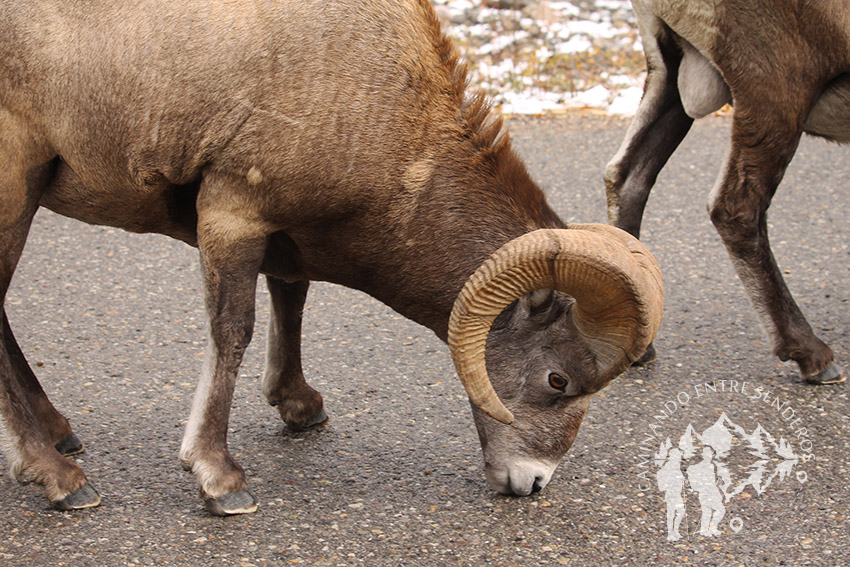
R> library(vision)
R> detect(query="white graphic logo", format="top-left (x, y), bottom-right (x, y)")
top-left (636, 381), bottom-right (813, 541)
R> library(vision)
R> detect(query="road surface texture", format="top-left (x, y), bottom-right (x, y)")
top-left (1, 113), bottom-right (848, 566)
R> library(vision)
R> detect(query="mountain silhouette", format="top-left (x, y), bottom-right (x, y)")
top-left (671, 413), bottom-right (800, 500)
top-left (700, 414), bottom-right (743, 458)
top-left (678, 424), bottom-right (701, 459)
top-left (743, 423), bottom-right (778, 459)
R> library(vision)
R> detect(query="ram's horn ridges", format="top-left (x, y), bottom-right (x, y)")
top-left (448, 226), bottom-right (664, 424)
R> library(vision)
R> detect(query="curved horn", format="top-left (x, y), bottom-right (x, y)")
top-left (448, 225), bottom-right (664, 424)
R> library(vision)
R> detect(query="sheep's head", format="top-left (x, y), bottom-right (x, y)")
top-left (449, 226), bottom-right (663, 495)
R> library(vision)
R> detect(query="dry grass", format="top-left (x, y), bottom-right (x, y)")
top-left (437, 1), bottom-right (646, 107)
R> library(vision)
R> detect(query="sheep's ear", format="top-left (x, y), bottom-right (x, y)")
top-left (507, 289), bottom-right (555, 322)
top-left (525, 289), bottom-right (555, 311)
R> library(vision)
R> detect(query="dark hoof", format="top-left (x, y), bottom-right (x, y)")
top-left (51, 484), bottom-right (101, 511)
top-left (286, 409), bottom-right (329, 432)
top-left (204, 490), bottom-right (259, 516)
top-left (805, 364), bottom-right (845, 385)
top-left (55, 433), bottom-right (85, 456)
top-left (632, 344), bottom-right (656, 367)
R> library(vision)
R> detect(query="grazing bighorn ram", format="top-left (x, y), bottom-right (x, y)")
top-left (0, 0), bottom-right (663, 515)
top-left (606, 0), bottom-right (849, 383)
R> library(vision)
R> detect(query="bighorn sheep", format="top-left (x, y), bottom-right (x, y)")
top-left (0, 0), bottom-right (663, 515)
top-left (606, 0), bottom-right (849, 383)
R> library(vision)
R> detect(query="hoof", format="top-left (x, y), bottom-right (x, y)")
top-left (632, 344), bottom-right (656, 367)
top-left (286, 409), bottom-right (329, 432)
top-left (805, 364), bottom-right (845, 385)
top-left (204, 490), bottom-right (259, 516)
top-left (51, 484), bottom-right (101, 511)
top-left (55, 433), bottom-right (85, 456)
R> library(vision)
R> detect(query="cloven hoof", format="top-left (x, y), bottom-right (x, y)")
top-left (51, 484), bottom-right (101, 511)
top-left (204, 490), bottom-right (259, 516)
top-left (805, 363), bottom-right (845, 385)
top-left (632, 344), bottom-right (657, 367)
top-left (285, 409), bottom-right (329, 432)
top-left (55, 433), bottom-right (85, 456)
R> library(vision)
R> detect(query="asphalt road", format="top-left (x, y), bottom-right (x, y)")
top-left (1, 113), bottom-right (848, 566)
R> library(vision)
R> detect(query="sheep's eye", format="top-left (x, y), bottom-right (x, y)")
top-left (548, 372), bottom-right (567, 391)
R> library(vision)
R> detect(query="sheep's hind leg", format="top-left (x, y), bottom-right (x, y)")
top-left (1, 309), bottom-right (100, 510)
top-left (3, 314), bottom-right (84, 456)
top-left (604, 24), bottom-right (693, 367)
top-left (262, 277), bottom-right (327, 432)
top-left (708, 96), bottom-right (843, 385)
top-left (0, 114), bottom-right (99, 510)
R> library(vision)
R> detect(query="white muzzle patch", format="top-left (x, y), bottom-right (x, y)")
top-left (485, 458), bottom-right (559, 496)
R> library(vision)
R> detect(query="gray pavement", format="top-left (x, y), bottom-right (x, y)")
top-left (1, 113), bottom-right (848, 566)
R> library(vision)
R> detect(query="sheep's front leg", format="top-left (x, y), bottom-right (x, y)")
top-left (179, 182), bottom-right (270, 516)
top-left (707, 102), bottom-right (843, 384)
top-left (262, 277), bottom-right (327, 431)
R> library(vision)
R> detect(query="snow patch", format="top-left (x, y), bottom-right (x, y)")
top-left (433, 0), bottom-right (645, 116)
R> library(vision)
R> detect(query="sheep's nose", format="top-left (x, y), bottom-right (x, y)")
top-left (485, 459), bottom-right (557, 496)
